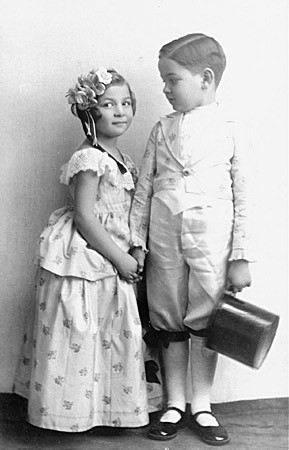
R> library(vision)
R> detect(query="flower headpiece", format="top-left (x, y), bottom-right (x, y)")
top-left (66, 67), bottom-right (114, 147)
top-left (66, 67), bottom-right (113, 111)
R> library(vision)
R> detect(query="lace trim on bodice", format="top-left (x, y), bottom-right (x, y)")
top-left (60, 147), bottom-right (135, 190)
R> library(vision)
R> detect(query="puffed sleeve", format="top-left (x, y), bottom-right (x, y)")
top-left (60, 147), bottom-right (118, 185)
top-left (229, 122), bottom-right (256, 262)
top-left (130, 123), bottom-right (158, 251)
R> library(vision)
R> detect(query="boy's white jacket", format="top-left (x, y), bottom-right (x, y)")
top-left (130, 105), bottom-right (255, 262)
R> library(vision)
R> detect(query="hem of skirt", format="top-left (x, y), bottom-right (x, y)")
top-left (28, 414), bottom-right (149, 432)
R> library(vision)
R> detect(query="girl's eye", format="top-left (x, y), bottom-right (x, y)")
top-left (123, 100), bottom-right (132, 106)
top-left (101, 102), bottom-right (113, 108)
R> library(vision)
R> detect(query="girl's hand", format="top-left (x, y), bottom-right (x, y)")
top-left (130, 247), bottom-right (146, 274)
top-left (227, 259), bottom-right (252, 293)
top-left (115, 252), bottom-right (142, 284)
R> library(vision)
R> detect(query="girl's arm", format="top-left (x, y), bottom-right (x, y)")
top-left (74, 169), bottom-right (140, 282)
top-left (130, 124), bottom-right (158, 251)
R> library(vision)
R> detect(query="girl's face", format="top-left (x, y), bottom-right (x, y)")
top-left (95, 84), bottom-right (134, 141)
top-left (158, 57), bottom-right (205, 112)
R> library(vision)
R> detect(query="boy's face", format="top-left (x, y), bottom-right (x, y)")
top-left (158, 57), bottom-right (205, 112)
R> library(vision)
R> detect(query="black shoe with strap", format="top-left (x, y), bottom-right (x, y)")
top-left (148, 406), bottom-right (186, 441)
top-left (188, 411), bottom-right (230, 446)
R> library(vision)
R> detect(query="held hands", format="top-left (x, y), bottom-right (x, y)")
top-left (115, 252), bottom-right (143, 284)
top-left (226, 259), bottom-right (252, 294)
top-left (130, 247), bottom-right (146, 274)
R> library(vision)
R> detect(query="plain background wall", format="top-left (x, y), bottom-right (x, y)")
top-left (0, 0), bottom-right (288, 402)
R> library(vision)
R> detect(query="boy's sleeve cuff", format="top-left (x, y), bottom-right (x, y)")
top-left (229, 248), bottom-right (256, 263)
top-left (130, 237), bottom-right (148, 253)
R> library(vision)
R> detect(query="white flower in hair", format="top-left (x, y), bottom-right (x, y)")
top-left (92, 67), bottom-right (113, 85)
top-left (66, 67), bottom-right (113, 110)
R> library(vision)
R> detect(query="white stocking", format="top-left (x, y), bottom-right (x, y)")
top-left (160, 340), bottom-right (189, 423)
top-left (190, 334), bottom-right (219, 426)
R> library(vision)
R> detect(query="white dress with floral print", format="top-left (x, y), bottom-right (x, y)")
top-left (13, 143), bottom-right (149, 432)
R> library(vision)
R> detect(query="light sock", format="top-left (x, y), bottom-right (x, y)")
top-left (160, 340), bottom-right (189, 423)
top-left (190, 334), bottom-right (219, 426)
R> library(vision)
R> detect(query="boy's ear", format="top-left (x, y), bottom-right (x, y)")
top-left (201, 68), bottom-right (214, 88)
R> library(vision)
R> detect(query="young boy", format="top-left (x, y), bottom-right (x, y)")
top-left (130, 33), bottom-right (254, 445)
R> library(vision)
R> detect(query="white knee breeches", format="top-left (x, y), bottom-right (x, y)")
top-left (146, 198), bottom-right (233, 331)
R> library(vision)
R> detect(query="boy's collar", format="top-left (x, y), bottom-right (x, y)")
top-left (164, 101), bottom-right (219, 119)
top-left (184, 101), bottom-right (218, 115)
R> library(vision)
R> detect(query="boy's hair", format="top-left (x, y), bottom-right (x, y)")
top-left (159, 33), bottom-right (226, 87)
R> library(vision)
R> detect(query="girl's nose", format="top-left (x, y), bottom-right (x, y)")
top-left (114, 104), bottom-right (125, 116)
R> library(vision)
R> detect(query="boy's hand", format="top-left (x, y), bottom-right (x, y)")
top-left (227, 259), bottom-right (252, 293)
top-left (130, 247), bottom-right (146, 274)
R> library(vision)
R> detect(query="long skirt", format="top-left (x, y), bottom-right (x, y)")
top-left (13, 268), bottom-right (149, 432)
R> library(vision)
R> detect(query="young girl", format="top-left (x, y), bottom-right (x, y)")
top-left (13, 67), bottom-right (149, 432)
top-left (130, 34), bottom-right (254, 445)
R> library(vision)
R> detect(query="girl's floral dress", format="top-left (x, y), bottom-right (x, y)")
top-left (13, 143), bottom-right (151, 432)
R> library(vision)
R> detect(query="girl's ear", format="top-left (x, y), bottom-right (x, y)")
top-left (201, 68), bottom-right (215, 89)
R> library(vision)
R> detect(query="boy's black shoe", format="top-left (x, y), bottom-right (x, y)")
top-left (188, 410), bottom-right (230, 446)
top-left (148, 406), bottom-right (186, 441)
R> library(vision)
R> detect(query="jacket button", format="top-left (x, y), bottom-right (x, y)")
top-left (183, 169), bottom-right (190, 176)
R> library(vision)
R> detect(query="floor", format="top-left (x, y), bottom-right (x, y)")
top-left (0, 394), bottom-right (287, 450)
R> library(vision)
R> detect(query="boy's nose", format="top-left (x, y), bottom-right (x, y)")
top-left (163, 83), bottom-right (171, 93)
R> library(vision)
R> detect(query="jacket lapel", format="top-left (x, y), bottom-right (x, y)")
top-left (159, 113), bottom-right (184, 167)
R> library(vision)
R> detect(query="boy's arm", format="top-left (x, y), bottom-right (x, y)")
top-left (228, 122), bottom-right (255, 292)
top-left (130, 124), bottom-right (158, 251)
top-left (229, 122), bottom-right (256, 264)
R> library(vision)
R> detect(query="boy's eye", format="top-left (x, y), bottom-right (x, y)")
top-left (162, 78), bottom-right (180, 85)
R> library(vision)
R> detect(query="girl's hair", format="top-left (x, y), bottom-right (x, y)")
top-left (159, 33), bottom-right (226, 87)
top-left (91, 69), bottom-right (136, 122)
